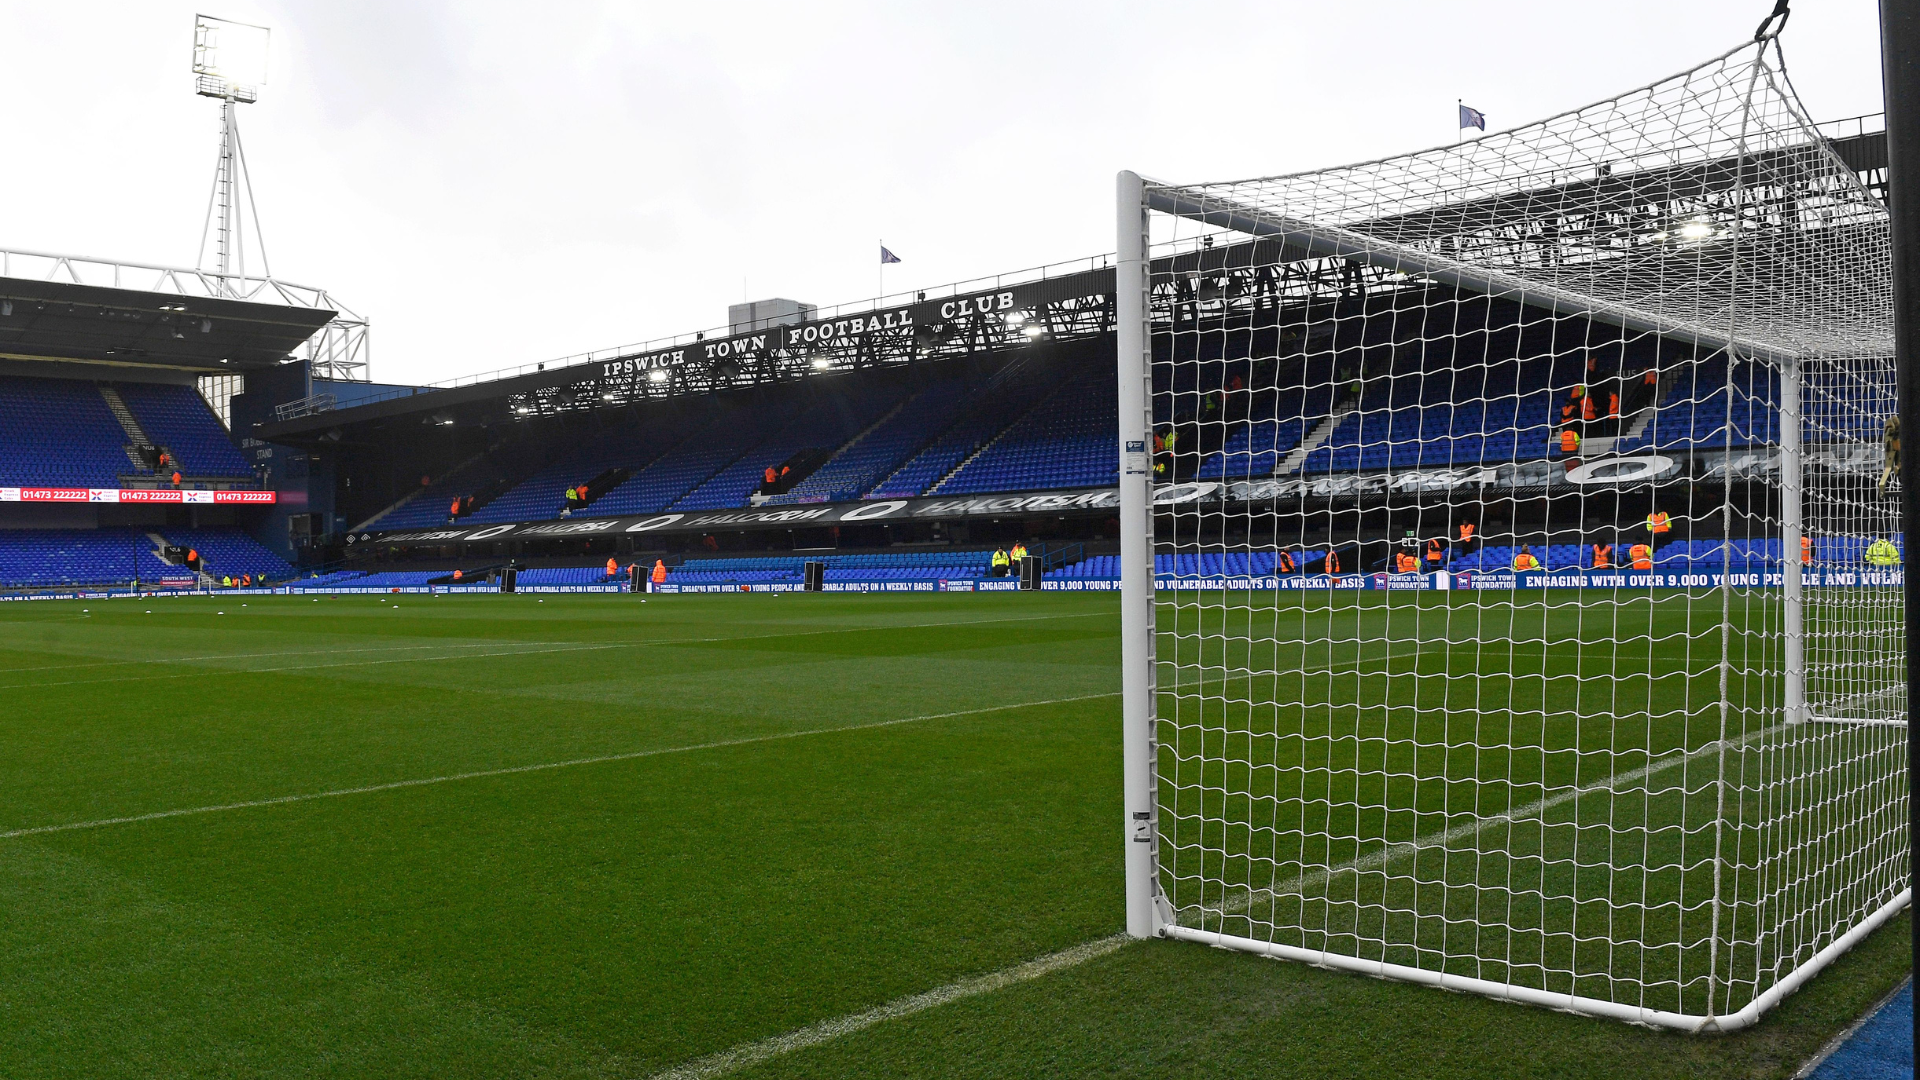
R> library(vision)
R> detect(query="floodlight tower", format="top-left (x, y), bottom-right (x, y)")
top-left (192, 15), bottom-right (271, 298)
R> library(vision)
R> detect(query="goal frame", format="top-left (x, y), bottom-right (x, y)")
top-left (1115, 157), bottom-right (1910, 1030)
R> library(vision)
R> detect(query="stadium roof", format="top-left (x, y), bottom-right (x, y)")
top-left (256, 255), bottom-right (1119, 442)
top-left (0, 249), bottom-right (340, 374)
top-left (258, 102), bottom-right (1888, 445)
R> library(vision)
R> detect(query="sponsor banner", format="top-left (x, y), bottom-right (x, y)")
top-left (361, 448), bottom-right (1891, 549)
top-left (0, 487), bottom-right (275, 505)
top-left (1454, 569), bottom-right (1905, 590)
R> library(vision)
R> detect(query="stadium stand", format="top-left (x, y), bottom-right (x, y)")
top-left (0, 528), bottom-right (174, 587)
top-left (1613, 360), bottom-right (1780, 453)
top-left (671, 381), bottom-right (900, 510)
top-left (935, 364), bottom-right (1118, 493)
top-left (768, 371), bottom-right (988, 504)
top-left (0, 377), bottom-right (141, 487)
top-left (1299, 350), bottom-right (1580, 475)
top-left (116, 383), bottom-right (254, 477)
top-left (162, 528), bottom-right (295, 580)
top-left (357, 453), bottom-right (505, 531)
top-left (516, 566), bottom-right (620, 585)
top-left (664, 550), bottom-right (1001, 585)
top-left (465, 428), bottom-right (682, 525)
top-left (588, 405), bottom-right (789, 517)
top-left (868, 361), bottom-right (1067, 497)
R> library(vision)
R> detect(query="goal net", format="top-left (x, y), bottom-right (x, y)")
top-left (1116, 36), bottom-right (1906, 1031)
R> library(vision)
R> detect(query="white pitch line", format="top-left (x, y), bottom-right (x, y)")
top-left (0, 691), bottom-right (1119, 841)
top-left (645, 934), bottom-right (1131, 1080)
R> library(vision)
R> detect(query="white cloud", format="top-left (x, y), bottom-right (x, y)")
top-left (0, 0), bottom-right (1886, 386)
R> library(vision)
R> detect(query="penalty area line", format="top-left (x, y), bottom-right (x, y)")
top-left (0, 691), bottom-right (1119, 842)
top-left (645, 934), bottom-right (1131, 1080)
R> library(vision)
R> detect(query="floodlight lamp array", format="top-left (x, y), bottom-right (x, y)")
top-left (192, 15), bottom-right (269, 103)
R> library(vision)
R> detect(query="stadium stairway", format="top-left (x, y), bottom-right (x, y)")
top-left (116, 382), bottom-right (254, 478)
top-left (161, 528), bottom-right (296, 581)
top-left (361, 449), bottom-right (500, 532)
top-left (671, 381), bottom-right (901, 511)
top-left (1276, 404), bottom-right (1353, 475)
top-left (590, 404), bottom-right (786, 517)
top-left (763, 376), bottom-right (990, 505)
top-left (468, 426), bottom-right (686, 525)
top-left (868, 359), bottom-right (1064, 498)
top-left (96, 385), bottom-right (158, 474)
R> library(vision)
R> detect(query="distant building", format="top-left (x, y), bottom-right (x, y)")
top-left (729, 298), bottom-right (816, 335)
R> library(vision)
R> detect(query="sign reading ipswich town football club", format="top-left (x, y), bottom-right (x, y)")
top-left (596, 285), bottom-right (1043, 380)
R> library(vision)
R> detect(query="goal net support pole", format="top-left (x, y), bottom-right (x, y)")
top-left (1877, 0), bottom-right (1920, 1047)
top-left (1117, 168), bottom-right (1165, 940)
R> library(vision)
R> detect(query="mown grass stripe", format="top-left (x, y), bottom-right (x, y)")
top-left (0, 691), bottom-right (1120, 841)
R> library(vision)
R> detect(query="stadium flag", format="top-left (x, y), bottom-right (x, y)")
top-left (880, 245), bottom-right (902, 264)
top-left (1458, 102), bottom-right (1487, 131)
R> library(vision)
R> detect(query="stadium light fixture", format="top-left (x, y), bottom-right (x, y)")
top-left (648, 370), bottom-right (668, 383)
top-left (193, 15), bottom-right (270, 101)
top-left (1679, 218), bottom-right (1714, 240)
top-left (1022, 325), bottom-right (1044, 338)
top-left (811, 358), bottom-right (830, 369)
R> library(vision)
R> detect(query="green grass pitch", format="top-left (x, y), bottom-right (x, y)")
top-left (0, 591), bottom-right (1905, 1078)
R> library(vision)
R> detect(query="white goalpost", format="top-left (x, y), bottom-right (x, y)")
top-left (1118, 34), bottom-right (1907, 1031)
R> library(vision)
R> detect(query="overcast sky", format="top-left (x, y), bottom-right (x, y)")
top-left (0, 1), bottom-right (1889, 387)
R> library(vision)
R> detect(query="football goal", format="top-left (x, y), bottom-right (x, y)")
top-left (1115, 33), bottom-right (1906, 1031)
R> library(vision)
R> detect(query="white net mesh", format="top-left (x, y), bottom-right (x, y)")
top-left (1134, 38), bottom-right (1905, 1027)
